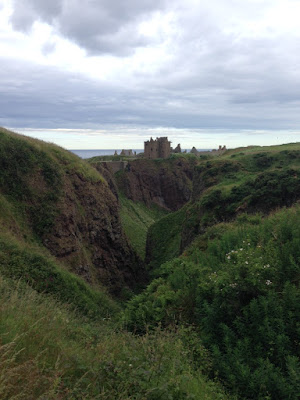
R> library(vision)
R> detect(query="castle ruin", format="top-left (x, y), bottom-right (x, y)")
top-left (144, 137), bottom-right (171, 159)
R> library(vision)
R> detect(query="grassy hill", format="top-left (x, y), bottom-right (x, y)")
top-left (125, 205), bottom-right (300, 399)
top-left (0, 127), bottom-right (145, 296)
top-left (0, 128), bottom-right (231, 399)
top-left (1, 129), bottom-right (299, 399)
top-left (119, 193), bottom-right (168, 259)
top-left (146, 142), bottom-right (300, 270)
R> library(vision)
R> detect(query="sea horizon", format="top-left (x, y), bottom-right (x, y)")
top-left (70, 148), bottom-right (211, 159)
top-left (70, 149), bottom-right (144, 159)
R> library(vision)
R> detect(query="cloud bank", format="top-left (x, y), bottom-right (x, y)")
top-left (1, 0), bottom-right (300, 147)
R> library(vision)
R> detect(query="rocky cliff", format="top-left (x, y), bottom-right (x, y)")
top-left (115, 157), bottom-right (196, 211)
top-left (43, 172), bottom-right (145, 294)
top-left (145, 145), bottom-right (300, 270)
top-left (0, 128), bottom-right (146, 295)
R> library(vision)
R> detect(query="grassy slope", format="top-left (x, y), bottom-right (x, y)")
top-left (114, 155), bottom-right (196, 262)
top-left (0, 128), bottom-right (119, 317)
top-left (147, 142), bottom-right (300, 270)
top-left (119, 193), bottom-right (168, 259)
top-left (146, 207), bottom-right (186, 270)
top-left (124, 205), bottom-right (300, 399)
top-left (0, 127), bottom-right (103, 241)
top-left (0, 231), bottom-right (118, 319)
top-left (0, 275), bottom-right (230, 399)
top-left (0, 128), bottom-right (230, 399)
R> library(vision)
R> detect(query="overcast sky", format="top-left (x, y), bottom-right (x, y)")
top-left (1, 0), bottom-right (300, 149)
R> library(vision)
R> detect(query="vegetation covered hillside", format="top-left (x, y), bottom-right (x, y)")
top-left (0, 127), bottom-right (145, 295)
top-left (88, 144), bottom-right (300, 399)
top-left (1, 130), bottom-right (299, 399)
top-left (122, 144), bottom-right (300, 399)
top-left (147, 143), bottom-right (300, 269)
top-left (89, 155), bottom-right (197, 260)
top-left (0, 128), bottom-right (230, 399)
top-left (125, 206), bottom-right (300, 399)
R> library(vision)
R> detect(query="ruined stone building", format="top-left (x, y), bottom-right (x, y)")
top-left (114, 149), bottom-right (136, 157)
top-left (173, 143), bottom-right (182, 153)
top-left (120, 149), bottom-right (134, 156)
top-left (144, 137), bottom-right (172, 159)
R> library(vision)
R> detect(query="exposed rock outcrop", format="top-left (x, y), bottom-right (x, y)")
top-left (0, 128), bottom-right (146, 296)
top-left (43, 172), bottom-right (145, 295)
top-left (116, 158), bottom-right (196, 211)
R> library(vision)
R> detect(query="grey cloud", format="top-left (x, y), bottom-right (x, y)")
top-left (41, 40), bottom-right (56, 55)
top-left (10, 1), bottom-right (37, 32)
top-left (10, 0), bottom-right (167, 55)
top-left (2, 57), bottom-right (300, 132)
top-left (4, 0), bottom-right (300, 138)
top-left (10, 0), bottom-right (62, 30)
top-left (141, 6), bottom-right (300, 107)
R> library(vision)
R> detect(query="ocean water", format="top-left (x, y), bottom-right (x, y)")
top-left (70, 149), bottom-right (211, 159)
top-left (70, 149), bottom-right (143, 159)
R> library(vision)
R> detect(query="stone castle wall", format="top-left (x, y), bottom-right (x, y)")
top-left (144, 137), bottom-right (171, 159)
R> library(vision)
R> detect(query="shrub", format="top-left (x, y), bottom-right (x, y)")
top-left (124, 206), bottom-right (300, 399)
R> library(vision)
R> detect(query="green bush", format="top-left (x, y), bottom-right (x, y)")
top-left (124, 206), bottom-right (300, 399)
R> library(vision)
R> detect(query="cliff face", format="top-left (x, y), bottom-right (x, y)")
top-left (145, 147), bottom-right (300, 270)
top-left (44, 173), bottom-right (145, 294)
top-left (116, 158), bottom-right (196, 211)
top-left (0, 128), bottom-right (146, 295)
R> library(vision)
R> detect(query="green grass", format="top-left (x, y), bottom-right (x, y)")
top-left (146, 207), bottom-right (186, 271)
top-left (225, 141), bottom-right (300, 156)
top-left (0, 275), bottom-right (230, 399)
top-left (0, 127), bottom-right (104, 184)
top-left (119, 194), bottom-right (167, 259)
top-left (124, 205), bottom-right (300, 399)
top-left (1, 129), bottom-right (299, 398)
top-left (0, 128), bottom-right (105, 242)
top-left (0, 232), bottom-right (119, 319)
top-left (146, 145), bottom-right (300, 265)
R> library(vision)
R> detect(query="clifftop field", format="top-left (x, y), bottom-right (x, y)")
top-left (0, 127), bottom-right (299, 399)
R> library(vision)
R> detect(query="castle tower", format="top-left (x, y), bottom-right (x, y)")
top-left (144, 137), bottom-right (171, 159)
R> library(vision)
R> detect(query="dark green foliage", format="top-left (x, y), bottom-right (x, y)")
top-left (0, 234), bottom-right (118, 318)
top-left (194, 160), bottom-right (242, 191)
top-left (181, 168), bottom-right (300, 251)
top-left (124, 206), bottom-right (300, 399)
top-left (0, 130), bottom-right (62, 238)
top-left (201, 169), bottom-right (300, 216)
top-left (146, 207), bottom-right (186, 271)
top-left (252, 152), bottom-right (274, 168)
top-left (147, 147), bottom-right (300, 267)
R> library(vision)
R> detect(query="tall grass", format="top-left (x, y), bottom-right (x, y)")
top-left (0, 276), bottom-right (230, 399)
